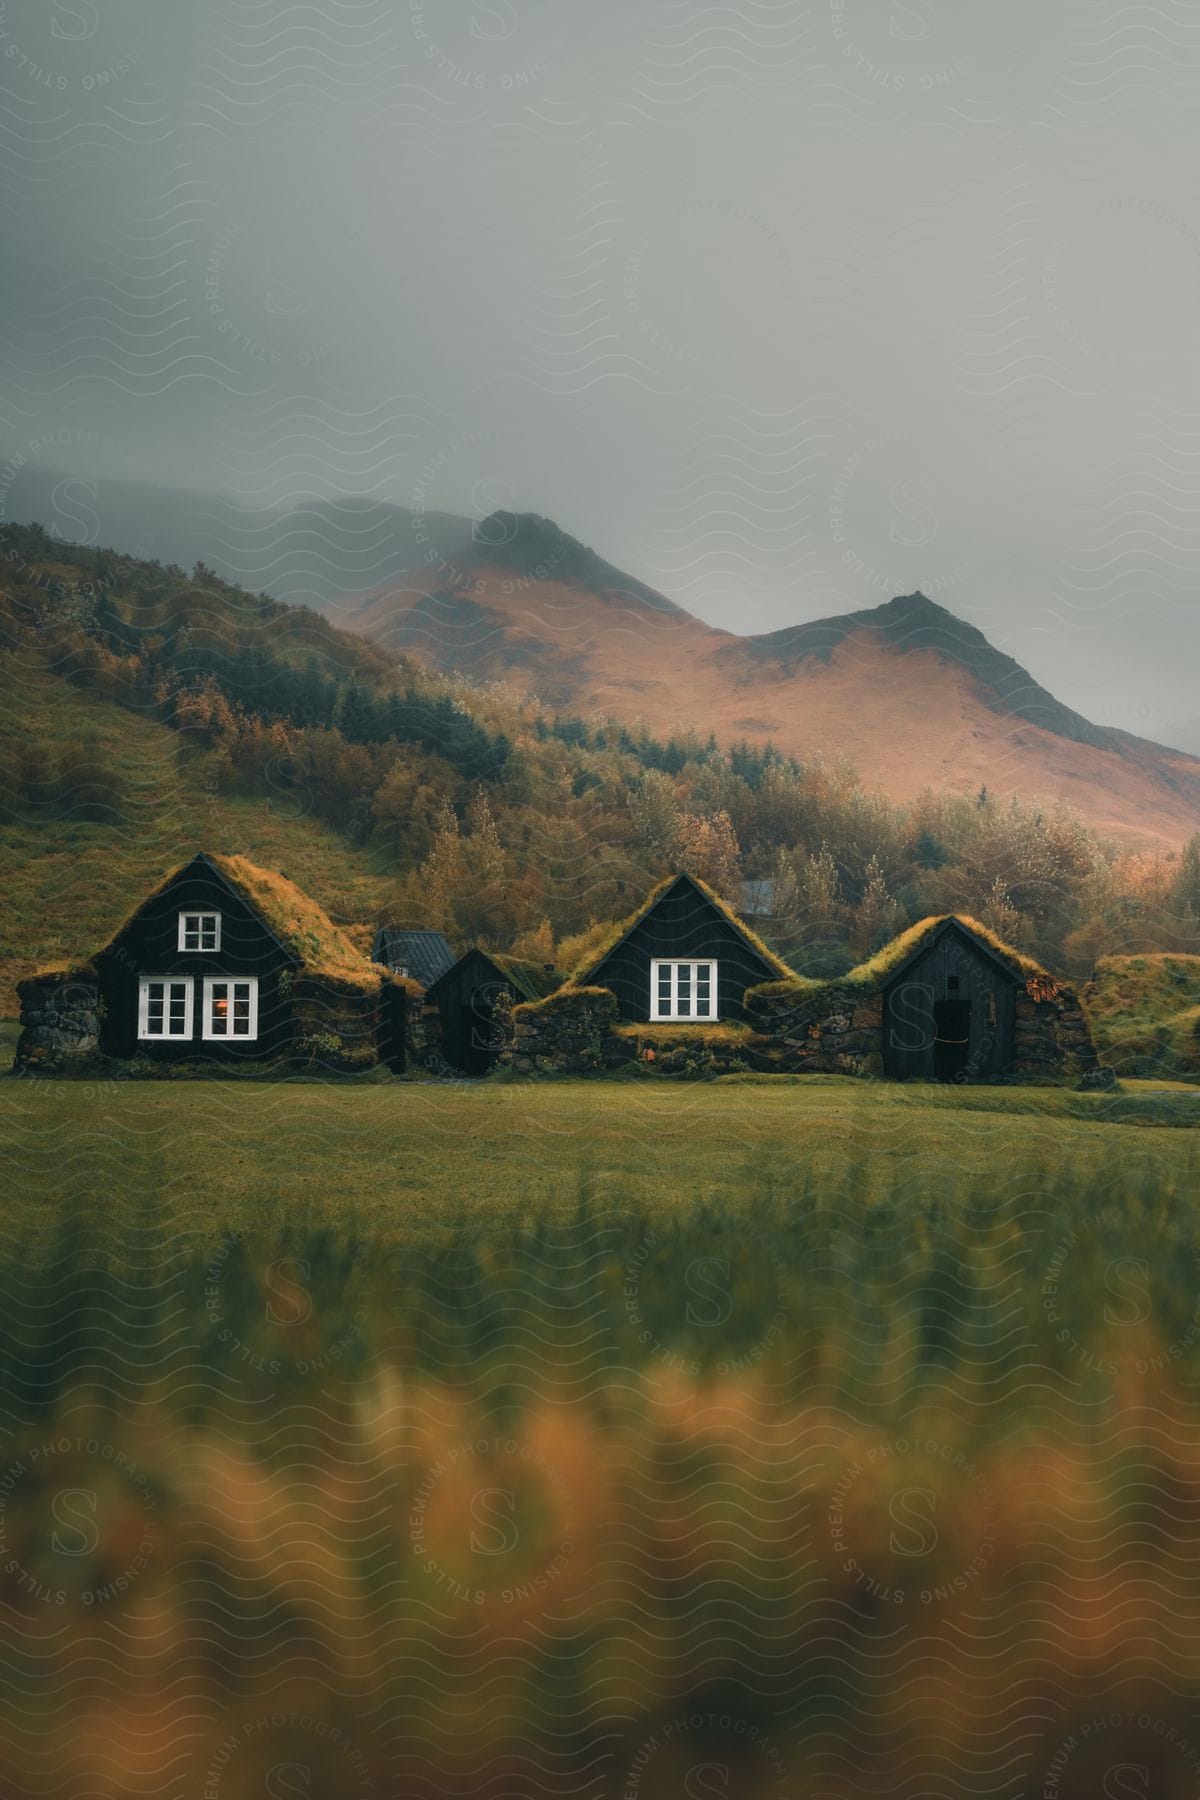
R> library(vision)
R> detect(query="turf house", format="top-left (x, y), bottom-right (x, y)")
top-left (745, 914), bottom-right (1098, 1082)
top-left (422, 947), bottom-right (563, 1076)
top-left (502, 873), bottom-right (797, 1076)
top-left (13, 853), bottom-right (416, 1074)
top-left (577, 871), bottom-right (792, 1024)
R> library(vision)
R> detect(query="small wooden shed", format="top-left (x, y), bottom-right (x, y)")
top-left (425, 948), bottom-right (562, 1075)
top-left (879, 916), bottom-right (1021, 1080)
top-left (576, 872), bottom-right (791, 1024)
top-left (746, 914), bottom-right (1097, 1083)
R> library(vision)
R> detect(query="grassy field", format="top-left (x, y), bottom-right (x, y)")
top-left (3, 1069), bottom-right (1200, 1797)
top-left (4, 1067), bottom-right (1200, 1234)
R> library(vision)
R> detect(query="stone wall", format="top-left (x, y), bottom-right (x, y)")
top-left (14, 968), bottom-right (102, 1071)
top-left (745, 985), bottom-right (884, 1076)
top-left (1013, 991), bottom-right (1096, 1079)
top-left (505, 988), bottom-right (761, 1078)
top-left (407, 998), bottom-right (450, 1074)
top-left (609, 1024), bottom-right (756, 1078)
top-left (503, 987), bottom-right (618, 1075)
top-left (747, 980), bottom-right (1097, 1081)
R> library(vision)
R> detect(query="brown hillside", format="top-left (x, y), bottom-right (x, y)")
top-left (319, 513), bottom-right (1200, 849)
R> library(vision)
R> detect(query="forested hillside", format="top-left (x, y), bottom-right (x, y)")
top-left (2, 523), bottom-right (1199, 1010)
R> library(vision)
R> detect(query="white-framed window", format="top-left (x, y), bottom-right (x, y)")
top-left (138, 977), bottom-right (194, 1039)
top-left (650, 959), bottom-right (718, 1021)
top-left (178, 910), bottom-right (221, 952)
top-left (202, 977), bottom-right (259, 1041)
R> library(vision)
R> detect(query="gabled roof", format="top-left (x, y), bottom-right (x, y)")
top-left (749, 913), bottom-right (1060, 1005)
top-left (867, 914), bottom-right (1047, 989)
top-left (574, 871), bottom-right (794, 986)
top-left (104, 852), bottom-right (383, 992)
top-left (425, 945), bottom-right (564, 1005)
top-left (373, 927), bottom-right (455, 989)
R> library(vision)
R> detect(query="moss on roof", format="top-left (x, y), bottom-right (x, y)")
top-left (513, 985), bottom-right (614, 1017)
top-left (89, 852), bottom-right (384, 994)
top-left (208, 855), bottom-right (382, 990)
top-left (612, 1020), bottom-right (752, 1044)
top-left (749, 915), bottom-right (1065, 1007)
top-left (856, 913), bottom-right (1050, 984)
top-left (571, 872), bottom-right (795, 986)
top-left (489, 953), bottom-right (564, 1003)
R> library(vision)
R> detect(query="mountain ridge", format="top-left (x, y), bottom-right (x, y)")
top-left (320, 511), bottom-right (1200, 848)
top-left (3, 470), bottom-right (1197, 845)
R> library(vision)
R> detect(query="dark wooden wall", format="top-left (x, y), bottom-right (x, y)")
top-left (881, 928), bottom-right (1016, 1080)
top-left (590, 883), bottom-right (777, 1023)
top-left (433, 950), bottom-right (516, 1074)
top-left (96, 860), bottom-right (296, 1062)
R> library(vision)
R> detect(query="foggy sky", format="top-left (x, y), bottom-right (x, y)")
top-left (4, 1), bottom-right (1200, 750)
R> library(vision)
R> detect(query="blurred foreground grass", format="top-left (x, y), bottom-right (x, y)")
top-left (1, 1073), bottom-right (1199, 1795)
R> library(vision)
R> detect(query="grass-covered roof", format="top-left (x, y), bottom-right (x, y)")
top-left (750, 914), bottom-right (1061, 1003)
top-left (30, 854), bottom-right (387, 994)
top-left (1083, 953), bottom-right (1200, 1077)
top-left (489, 953), bottom-right (564, 1002)
top-left (96, 852), bottom-right (384, 992)
top-left (571, 872), bottom-right (795, 986)
top-left (207, 854), bottom-right (383, 989)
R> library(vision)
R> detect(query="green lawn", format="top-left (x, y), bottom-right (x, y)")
top-left (4, 1068), bottom-right (1197, 1241)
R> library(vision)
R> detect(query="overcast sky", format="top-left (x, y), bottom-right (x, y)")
top-left (4, 1), bottom-right (1200, 747)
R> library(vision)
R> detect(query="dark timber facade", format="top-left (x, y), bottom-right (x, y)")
top-left (579, 873), bottom-right (787, 1024)
top-left (425, 949), bottom-right (561, 1075)
top-left (880, 919), bottom-right (1018, 1080)
top-left (96, 855), bottom-right (297, 1063)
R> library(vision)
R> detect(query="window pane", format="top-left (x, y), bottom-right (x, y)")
top-left (168, 985), bottom-right (187, 1033)
top-left (210, 982), bottom-right (228, 1035)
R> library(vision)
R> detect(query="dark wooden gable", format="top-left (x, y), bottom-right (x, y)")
top-left (95, 854), bottom-right (297, 1059)
top-left (583, 874), bottom-right (781, 1023)
top-left (880, 918), bottom-right (1019, 1081)
top-left (426, 947), bottom-right (521, 1075)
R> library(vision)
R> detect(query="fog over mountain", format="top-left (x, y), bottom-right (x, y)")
top-left (4, 4), bottom-right (1200, 748)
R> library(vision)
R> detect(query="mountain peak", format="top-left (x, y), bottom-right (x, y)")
top-left (463, 511), bottom-right (688, 615)
top-left (873, 589), bottom-right (954, 620)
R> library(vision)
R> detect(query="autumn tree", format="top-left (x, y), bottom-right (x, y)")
top-left (850, 855), bottom-right (902, 957)
top-left (675, 808), bottom-right (742, 900)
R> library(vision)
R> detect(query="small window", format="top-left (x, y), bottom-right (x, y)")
top-left (138, 977), bottom-right (194, 1039)
top-left (947, 974), bottom-right (960, 992)
top-left (202, 977), bottom-right (259, 1040)
top-left (650, 960), bottom-right (718, 1022)
top-left (178, 911), bottom-right (221, 952)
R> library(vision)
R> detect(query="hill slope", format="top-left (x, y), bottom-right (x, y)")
top-left (321, 513), bottom-right (1200, 848)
